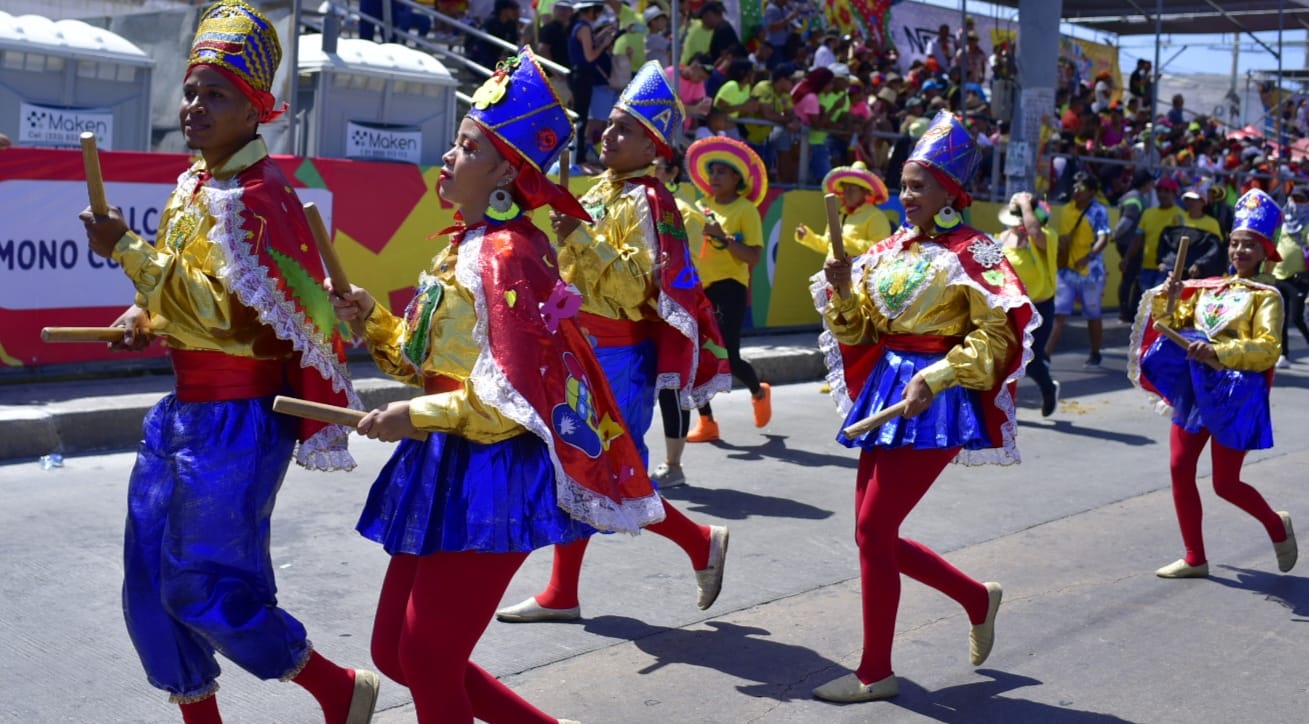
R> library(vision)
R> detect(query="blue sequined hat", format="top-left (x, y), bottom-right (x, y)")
top-left (467, 47), bottom-right (573, 172)
top-left (615, 61), bottom-right (685, 153)
top-left (906, 110), bottom-right (981, 188)
top-left (1232, 188), bottom-right (1283, 261)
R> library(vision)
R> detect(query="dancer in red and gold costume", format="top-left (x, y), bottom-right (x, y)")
top-left (1130, 188), bottom-right (1297, 580)
top-left (80, 2), bottom-right (376, 721)
top-left (810, 111), bottom-right (1036, 703)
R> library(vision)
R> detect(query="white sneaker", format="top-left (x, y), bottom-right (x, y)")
top-left (650, 462), bottom-right (687, 488)
top-left (1276, 355), bottom-right (1292, 369)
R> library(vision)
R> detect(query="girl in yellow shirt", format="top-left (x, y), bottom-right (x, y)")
top-left (998, 192), bottom-right (1060, 416)
top-left (684, 136), bottom-right (772, 442)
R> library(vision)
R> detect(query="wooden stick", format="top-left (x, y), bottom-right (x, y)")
top-left (41, 327), bottom-right (126, 343)
top-left (1153, 321), bottom-right (1223, 370)
top-left (80, 132), bottom-right (108, 215)
top-left (824, 193), bottom-right (850, 298)
top-left (304, 203), bottom-right (351, 295)
top-left (842, 400), bottom-right (910, 438)
top-left (272, 396), bottom-right (429, 441)
top-left (557, 147), bottom-right (570, 189)
top-left (1164, 235), bottom-right (1191, 316)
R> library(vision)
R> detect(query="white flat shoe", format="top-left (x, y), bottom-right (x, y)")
top-left (1155, 559), bottom-right (1209, 578)
top-left (969, 582), bottom-right (1003, 666)
top-left (346, 669), bottom-right (380, 724)
top-left (1275, 511), bottom-right (1297, 572)
top-left (812, 673), bottom-right (898, 702)
top-left (495, 596), bottom-right (581, 623)
top-left (695, 525), bottom-right (729, 610)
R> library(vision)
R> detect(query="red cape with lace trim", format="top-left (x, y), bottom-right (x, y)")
top-left (471, 219), bottom-right (662, 532)
top-left (631, 176), bottom-right (732, 408)
top-left (823, 225), bottom-right (1035, 461)
top-left (204, 154), bottom-right (358, 470)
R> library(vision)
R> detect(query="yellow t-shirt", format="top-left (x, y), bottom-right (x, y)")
top-left (1056, 199), bottom-right (1110, 272)
top-left (697, 195), bottom-right (762, 287)
top-left (1003, 227), bottom-right (1059, 302)
top-left (681, 19), bottom-right (712, 60)
top-left (1272, 229), bottom-right (1306, 279)
top-left (714, 80), bottom-right (752, 119)
top-left (747, 80), bottom-right (792, 145)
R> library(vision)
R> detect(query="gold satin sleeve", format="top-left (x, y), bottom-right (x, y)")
top-left (794, 205), bottom-right (890, 259)
top-left (1212, 287), bottom-right (1282, 371)
top-left (557, 192), bottom-right (657, 321)
top-left (111, 218), bottom-right (289, 359)
top-left (360, 261), bottom-right (523, 441)
top-left (1149, 287), bottom-right (1196, 329)
top-left (824, 255), bottom-right (1016, 394)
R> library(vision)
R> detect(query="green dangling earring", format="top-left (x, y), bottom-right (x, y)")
top-left (486, 183), bottom-right (521, 223)
top-left (933, 205), bottom-right (961, 230)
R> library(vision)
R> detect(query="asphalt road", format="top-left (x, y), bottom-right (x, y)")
top-left (4, 346), bottom-right (1308, 723)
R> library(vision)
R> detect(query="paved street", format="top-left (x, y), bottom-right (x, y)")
top-left (3, 345), bottom-right (1308, 723)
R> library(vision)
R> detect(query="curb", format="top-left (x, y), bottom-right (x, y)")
top-left (0, 341), bottom-right (826, 462)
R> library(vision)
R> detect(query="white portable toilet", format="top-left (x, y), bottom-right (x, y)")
top-left (296, 36), bottom-right (457, 166)
top-left (0, 11), bottom-right (154, 151)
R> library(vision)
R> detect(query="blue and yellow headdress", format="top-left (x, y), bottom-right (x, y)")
top-left (467, 47), bottom-right (573, 173)
top-left (1232, 188), bottom-right (1283, 261)
top-left (466, 47), bottom-right (588, 220)
top-left (188, 0), bottom-right (285, 121)
top-left (615, 61), bottom-right (685, 156)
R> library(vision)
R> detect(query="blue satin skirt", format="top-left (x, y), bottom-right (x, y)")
top-left (1140, 329), bottom-right (1274, 450)
top-left (592, 338), bottom-right (657, 467)
top-left (837, 349), bottom-right (992, 451)
top-left (357, 432), bottom-right (595, 555)
top-left (122, 394), bottom-right (308, 701)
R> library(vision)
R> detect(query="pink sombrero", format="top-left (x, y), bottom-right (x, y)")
top-left (686, 136), bottom-right (769, 206)
top-left (823, 162), bottom-right (888, 205)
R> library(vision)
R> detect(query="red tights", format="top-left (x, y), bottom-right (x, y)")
top-left (535, 496), bottom-right (711, 609)
top-left (854, 446), bottom-right (989, 684)
top-left (1168, 425), bottom-right (1286, 566)
top-left (370, 553), bottom-right (555, 724)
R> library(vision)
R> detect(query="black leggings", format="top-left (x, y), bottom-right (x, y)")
top-left (569, 75), bottom-right (594, 160)
top-left (1026, 298), bottom-right (1057, 397)
top-left (698, 279), bottom-right (762, 419)
top-left (1275, 277), bottom-right (1309, 355)
top-left (657, 388), bottom-right (690, 438)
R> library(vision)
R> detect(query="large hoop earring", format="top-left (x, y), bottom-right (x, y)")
top-left (934, 206), bottom-right (961, 230)
top-left (487, 184), bottom-right (520, 223)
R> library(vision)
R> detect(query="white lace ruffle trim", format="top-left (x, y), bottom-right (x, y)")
top-left (187, 168), bottom-right (360, 471)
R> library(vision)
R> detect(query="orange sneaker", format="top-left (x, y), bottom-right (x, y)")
top-left (752, 383), bottom-right (772, 427)
top-left (686, 417), bottom-right (720, 443)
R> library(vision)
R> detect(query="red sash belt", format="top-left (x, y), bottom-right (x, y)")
top-left (423, 374), bottom-right (463, 394)
top-left (578, 312), bottom-right (653, 347)
top-left (171, 349), bottom-right (285, 403)
top-left (883, 334), bottom-right (965, 355)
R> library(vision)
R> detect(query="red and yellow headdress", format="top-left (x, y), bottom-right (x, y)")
top-left (188, 0), bottom-right (287, 122)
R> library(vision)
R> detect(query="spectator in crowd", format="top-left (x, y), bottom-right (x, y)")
top-left (762, 0), bottom-right (799, 66)
top-left (567, 0), bottom-right (615, 163)
top-left (714, 59), bottom-right (760, 127)
top-left (694, 107), bottom-right (740, 141)
top-left (926, 24), bottom-right (953, 75)
top-left (608, 0), bottom-right (644, 80)
top-left (643, 5), bottom-right (671, 68)
top-left (793, 66), bottom-right (835, 182)
top-left (812, 30), bottom-right (838, 69)
top-left (1048, 171), bottom-right (1112, 368)
top-left (538, 0), bottom-right (574, 67)
top-left (1114, 168), bottom-right (1154, 322)
top-left (1129, 58), bottom-right (1153, 103)
top-left (745, 64), bottom-right (798, 176)
top-left (472, 0), bottom-right (522, 69)
top-left (956, 31), bottom-right (986, 84)
top-left (360, 0), bottom-right (415, 42)
top-left (822, 64), bottom-right (854, 167)
top-left (668, 54), bottom-right (716, 132)
top-left (681, 8), bottom-right (712, 60)
top-left (699, 1), bottom-right (741, 61)
top-left (1167, 94), bottom-right (1186, 126)
top-left (1136, 176), bottom-right (1185, 293)
top-left (1206, 180), bottom-right (1235, 236)
top-left (1273, 185), bottom-right (1309, 367)
top-left (749, 36), bottom-right (774, 71)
